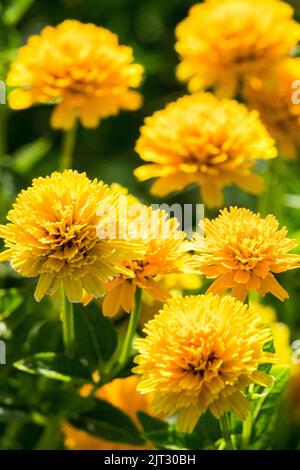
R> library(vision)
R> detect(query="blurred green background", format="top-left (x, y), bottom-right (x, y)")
top-left (0, 0), bottom-right (300, 450)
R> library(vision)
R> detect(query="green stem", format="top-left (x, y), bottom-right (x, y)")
top-left (104, 287), bottom-right (142, 381)
top-left (0, 421), bottom-right (23, 450)
top-left (35, 419), bottom-right (60, 450)
top-left (242, 413), bottom-right (252, 449)
top-left (257, 157), bottom-right (283, 220)
top-left (62, 291), bottom-right (75, 357)
top-left (118, 287), bottom-right (142, 366)
top-left (220, 413), bottom-right (235, 450)
top-left (59, 120), bottom-right (78, 171)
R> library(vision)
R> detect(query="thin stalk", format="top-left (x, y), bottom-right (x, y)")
top-left (118, 287), bottom-right (142, 367)
top-left (220, 413), bottom-right (235, 450)
top-left (61, 290), bottom-right (75, 357)
top-left (0, 421), bottom-right (23, 450)
top-left (257, 157), bottom-right (283, 220)
top-left (35, 419), bottom-right (60, 450)
top-left (104, 287), bottom-right (142, 381)
top-left (242, 413), bottom-right (252, 449)
top-left (59, 120), bottom-right (78, 171)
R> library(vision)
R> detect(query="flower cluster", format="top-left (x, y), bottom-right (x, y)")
top-left (103, 206), bottom-right (191, 316)
top-left (1, 2), bottom-right (300, 450)
top-left (175, 0), bottom-right (300, 97)
top-left (0, 170), bottom-right (144, 302)
top-left (8, 20), bottom-right (143, 129)
top-left (134, 294), bottom-right (277, 432)
top-left (244, 59), bottom-right (300, 159)
top-left (135, 93), bottom-right (277, 207)
top-left (192, 207), bottom-right (300, 302)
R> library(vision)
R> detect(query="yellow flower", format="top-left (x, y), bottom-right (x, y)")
top-left (244, 59), bottom-right (300, 159)
top-left (253, 303), bottom-right (291, 365)
top-left (175, 0), bottom-right (300, 97)
top-left (103, 207), bottom-right (190, 317)
top-left (193, 207), bottom-right (300, 302)
top-left (7, 20), bottom-right (143, 130)
top-left (0, 170), bottom-right (143, 302)
top-left (134, 93), bottom-right (277, 208)
top-left (134, 294), bottom-right (277, 433)
top-left (63, 376), bottom-right (152, 450)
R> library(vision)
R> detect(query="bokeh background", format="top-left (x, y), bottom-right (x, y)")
top-left (1, 0), bottom-right (300, 450)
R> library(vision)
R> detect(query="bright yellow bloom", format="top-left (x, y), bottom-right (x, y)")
top-left (0, 170), bottom-right (143, 302)
top-left (254, 303), bottom-right (291, 365)
top-left (175, 0), bottom-right (300, 97)
top-left (103, 208), bottom-right (190, 317)
top-left (244, 59), bottom-right (300, 159)
top-left (134, 93), bottom-right (277, 208)
top-left (64, 376), bottom-right (152, 450)
top-left (193, 207), bottom-right (300, 302)
top-left (7, 20), bottom-right (143, 130)
top-left (134, 294), bottom-right (277, 433)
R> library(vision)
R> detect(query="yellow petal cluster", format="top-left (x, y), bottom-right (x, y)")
top-left (134, 294), bottom-right (277, 432)
top-left (134, 93), bottom-right (277, 208)
top-left (244, 59), bottom-right (300, 159)
top-left (193, 207), bottom-right (300, 302)
top-left (175, 0), bottom-right (300, 97)
top-left (103, 207), bottom-right (190, 317)
top-left (0, 170), bottom-right (143, 302)
top-left (7, 20), bottom-right (143, 129)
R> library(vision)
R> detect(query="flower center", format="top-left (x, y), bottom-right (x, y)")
top-left (178, 333), bottom-right (225, 384)
top-left (186, 352), bottom-right (220, 378)
top-left (41, 208), bottom-right (98, 272)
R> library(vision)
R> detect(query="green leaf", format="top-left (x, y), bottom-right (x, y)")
top-left (0, 406), bottom-right (29, 422)
top-left (13, 353), bottom-right (92, 383)
top-left (138, 411), bottom-right (216, 450)
top-left (2, 0), bottom-right (34, 26)
top-left (0, 288), bottom-right (23, 321)
top-left (258, 337), bottom-right (275, 375)
top-left (23, 320), bottom-right (60, 355)
top-left (39, 388), bottom-right (93, 418)
top-left (11, 138), bottom-right (51, 174)
top-left (250, 366), bottom-right (290, 450)
top-left (70, 398), bottom-right (145, 446)
top-left (74, 303), bottom-right (117, 368)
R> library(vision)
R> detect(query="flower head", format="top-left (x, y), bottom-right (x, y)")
top-left (7, 20), bottom-right (143, 129)
top-left (134, 294), bottom-right (277, 432)
top-left (175, 0), bottom-right (300, 97)
top-left (103, 207), bottom-right (190, 317)
top-left (64, 376), bottom-right (152, 450)
top-left (134, 93), bottom-right (277, 208)
top-left (193, 207), bottom-right (300, 302)
top-left (244, 59), bottom-right (300, 159)
top-left (0, 170), bottom-right (143, 302)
